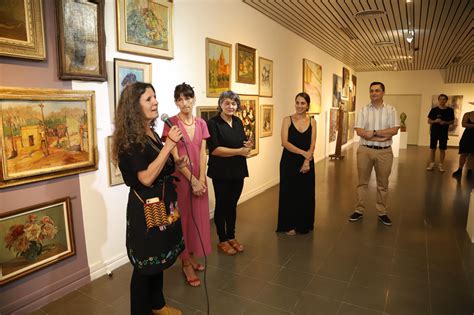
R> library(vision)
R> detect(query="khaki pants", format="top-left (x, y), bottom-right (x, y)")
top-left (355, 145), bottom-right (394, 215)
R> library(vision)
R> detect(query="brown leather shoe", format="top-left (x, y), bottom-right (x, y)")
top-left (152, 305), bottom-right (182, 315)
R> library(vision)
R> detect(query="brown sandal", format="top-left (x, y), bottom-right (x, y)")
top-left (228, 239), bottom-right (244, 252)
top-left (182, 261), bottom-right (200, 287)
top-left (217, 241), bottom-right (237, 255)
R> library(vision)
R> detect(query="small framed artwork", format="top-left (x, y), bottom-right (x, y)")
top-left (196, 106), bottom-right (219, 123)
top-left (329, 108), bottom-right (339, 143)
top-left (347, 111), bottom-right (355, 141)
top-left (303, 58), bottom-right (322, 114)
top-left (0, 0), bottom-right (46, 60)
top-left (114, 58), bottom-right (152, 109)
top-left (206, 38), bottom-right (232, 98)
top-left (237, 95), bottom-right (259, 157)
top-left (56, 0), bottom-right (107, 81)
top-left (0, 87), bottom-right (98, 188)
top-left (107, 136), bottom-right (124, 186)
top-left (236, 43), bottom-right (256, 84)
top-left (258, 57), bottom-right (273, 97)
top-left (116, 0), bottom-right (174, 59)
top-left (0, 197), bottom-right (75, 285)
top-left (260, 105), bottom-right (273, 138)
top-left (342, 67), bottom-right (350, 100)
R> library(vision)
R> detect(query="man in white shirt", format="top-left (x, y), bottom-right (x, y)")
top-left (349, 82), bottom-right (400, 226)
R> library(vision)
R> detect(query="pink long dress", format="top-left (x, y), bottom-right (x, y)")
top-left (162, 116), bottom-right (212, 258)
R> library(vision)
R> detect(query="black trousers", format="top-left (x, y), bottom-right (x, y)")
top-left (212, 178), bottom-right (244, 242)
top-left (130, 268), bottom-right (165, 315)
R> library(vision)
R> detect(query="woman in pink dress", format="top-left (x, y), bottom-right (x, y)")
top-left (162, 83), bottom-right (211, 287)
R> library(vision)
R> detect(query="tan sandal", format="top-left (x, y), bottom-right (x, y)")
top-left (182, 261), bottom-right (200, 287)
top-left (217, 241), bottom-right (237, 255)
top-left (228, 239), bottom-right (244, 252)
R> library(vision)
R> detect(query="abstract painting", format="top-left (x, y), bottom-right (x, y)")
top-left (236, 43), bottom-right (256, 84)
top-left (237, 95), bottom-right (259, 157)
top-left (303, 59), bottom-right (322, 114)
top-left (259, 57), bottom-right (273, 97)
top-left (431, 95), bottom-right (463, 136)
top-left (206, 38), bottom-right (232, 97)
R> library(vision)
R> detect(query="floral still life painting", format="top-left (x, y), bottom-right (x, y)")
top-left (236, 95), bottom-right (259, 157)
top-left (0, 197), bottom-right (75, 285)
top-left (236, 43), bottom-right (256, 84)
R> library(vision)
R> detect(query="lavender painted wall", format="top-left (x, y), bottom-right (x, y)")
top-left (0, 2), bottom-right (90, 313)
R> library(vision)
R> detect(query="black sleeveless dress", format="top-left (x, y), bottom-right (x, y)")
top-left (276, 117), bottom-right (315, 233)
top-left (459, 114), bottom-right (474, 154)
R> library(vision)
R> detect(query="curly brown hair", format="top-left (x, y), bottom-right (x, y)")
top-left (112, 82), bottom-right (156, 164)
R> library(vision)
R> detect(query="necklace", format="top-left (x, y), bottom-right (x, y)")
top-left (177, 114), bottom-right (194, 126)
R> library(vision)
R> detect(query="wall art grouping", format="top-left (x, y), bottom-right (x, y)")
top-left (0, 87), bottom-right (97, 188)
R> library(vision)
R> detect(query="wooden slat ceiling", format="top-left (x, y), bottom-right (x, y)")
top-left (242, 0), bottom-right (473, 83)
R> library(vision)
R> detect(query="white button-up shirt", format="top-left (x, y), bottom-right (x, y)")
top-left (355, 103), bottom-right (400, 147)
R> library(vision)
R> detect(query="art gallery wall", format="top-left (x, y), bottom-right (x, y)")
top-left (72, 0), bottom-right (356, 280)
top-left (357, 70), bottom-right (474, 147)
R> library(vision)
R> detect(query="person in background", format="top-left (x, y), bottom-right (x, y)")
top-left (426, 94), bottom-right (454, 172)
top-left (206, 90), bottom-right (252, 255)
top-left (112, 82), bottom-right (186, 315)
top-left (452, 109), bottom-right (474, 178)
top-left (276, 92), bottom-right (316, 235)
top-left (162, 83), bottom-right (211, 287)
top-left (349, 82), bottom-right (400, 226)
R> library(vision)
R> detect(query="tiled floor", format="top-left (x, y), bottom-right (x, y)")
top-left (31, 145), bottom-right (474, 314)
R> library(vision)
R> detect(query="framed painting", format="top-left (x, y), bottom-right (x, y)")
top-left (342, 67), bottom-right (350, 100)
top-left (236, 95), bottom-right (259, 157)
top-left (259, 57), bottom-right (273, 97)
top-left (260, 104), bottom-right (273, 138)
top-left (347, 111), bottom-right (355, 141)
top-left (350, 75), bottom-right (357, 112)
top-left (236, 43), bottom-right (256, 84)
top-left (303, 59), bottom-right (322, 114)
top-left (431, 95), bottom-right (463, 136)
top-left (0, 87), bottom-right (97, 188)
top-left (196, 106), bottom-right (219, 123)
top-left (114, 58), bottom-right (152, 110)
top-left (107, 136), bottom-right (123, 186)
top-left (341, 111), bottom-right (348, 145)
top-left (0, 0), bottom-right (46, 60)
top-left (56, 0), bottom-right (106, 81)
top-left (0, 197), bottom-right (75, 285)
top-left (206, 38), bottom-right (232, 98)
top-left (332, 74), bottom-right (343, 108)
top-left (116, 0), bottom-right (174, 59)
top-left (329, 108), bottom-right (339, 143)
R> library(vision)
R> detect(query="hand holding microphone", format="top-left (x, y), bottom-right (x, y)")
top-left (161, 113), bottom-right (183, 145)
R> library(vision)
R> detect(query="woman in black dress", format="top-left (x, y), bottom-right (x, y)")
top-left (112, 82), bottom-right (187, 315)
top-left (453, 110), bottom-right (474, 178)
top-left (276, 92), bottom-right (316, 235)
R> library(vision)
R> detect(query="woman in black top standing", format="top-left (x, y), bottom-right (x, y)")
top-left (276, 92), bottom-right (316, 235)
top-left (207, 90), bottom-right (252, 255)
top-left (112, 82), bottom-right (186, 315)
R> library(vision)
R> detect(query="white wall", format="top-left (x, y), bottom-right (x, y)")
top-left (357, 70), bottom-right (474, 147)
top-left (73, 0), bottom-right (355, 278)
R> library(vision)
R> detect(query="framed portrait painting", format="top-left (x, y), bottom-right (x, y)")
top-left (56, 0), bottom-right (107, 81)
top-left (236, 95), bottom-right (259, 157)
top-left (260, 104), bottom-right (273, 138)
top-left (116, 0), bottom-right (174, 59)
top-left (0, 197), bottom-right (75, 285)
top-left (107, 136), bottom-right (123, 186)
top-left (114, 58), bottom-right (152, 109)
top-left (236, 43), bottom-right (256, 84)
top-left (0, 0), bottom-right (46, 60)
top-left (206, 38), bottom-right (232, 98)
top-left (303, 59), bottom-right (322, 114)
top-left (259, 57), bottom-right (273, 97)
top-left (0, 87), bottom-right (98, 188)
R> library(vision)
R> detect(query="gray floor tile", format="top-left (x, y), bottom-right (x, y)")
top-left (294, 292), bottom-right (340, 315)
top-left (303, 275), bottom-right (348, 301)
top-left (270, 267), bottom-right (313, 290)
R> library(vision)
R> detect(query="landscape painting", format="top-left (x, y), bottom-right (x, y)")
top-left (206, 38), bottom-right (232, 97)
top-left (0, 88), bottom-right (97, 188)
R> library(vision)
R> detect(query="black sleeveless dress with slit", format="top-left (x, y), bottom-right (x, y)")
top-left (276, 117), bottom-right (315, 233)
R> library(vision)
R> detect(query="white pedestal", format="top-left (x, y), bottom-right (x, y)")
top-left (467, 190), bottom-right (474, 243)
top-left (400, 131), bottom-right (408, 149)
top-left (391, 133), bottom-right (400, 157)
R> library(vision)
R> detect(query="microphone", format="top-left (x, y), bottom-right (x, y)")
top-left (161, 113), bottom-right (184, 142)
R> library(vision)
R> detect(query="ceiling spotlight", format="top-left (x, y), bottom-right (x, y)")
top-left (406, 0), bottom-right (413, 3)
top-left (406, 30), bottom-right (414, 43)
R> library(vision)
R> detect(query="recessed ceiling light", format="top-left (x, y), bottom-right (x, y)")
top-left (354, 9), bottom-right (386, 19)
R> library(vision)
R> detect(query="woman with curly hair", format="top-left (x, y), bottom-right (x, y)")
top-left (112, 82), bottom-right (186, 315)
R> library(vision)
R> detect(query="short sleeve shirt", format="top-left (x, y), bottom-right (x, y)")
top-left (206, 115), bottom-right (249, 179)
top-left (428, 106), bottom-right (454, 137)
top-left (355, 103), bottom-right (400, 147)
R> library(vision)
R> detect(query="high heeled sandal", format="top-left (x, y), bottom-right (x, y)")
top-left (190, 261), bottom-right (205, 271)
top-left (228, 239), bottom-right (244, 252)
top-left (182, 262), bottom-right (200, 287)
top-left (217, 241), bottom-right (237, 255)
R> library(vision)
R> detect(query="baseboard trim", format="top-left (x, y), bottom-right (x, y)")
top-left (89, 253), bottom-right (129, 281)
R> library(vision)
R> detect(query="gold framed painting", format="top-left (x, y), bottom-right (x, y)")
top-left (236, 43), bottom-right (256, 84)
top-left (236, 95), bottom-right (259, 157)
top-left (258, 57), bottom-right (273, 97)
top-left (196, 106), bottom-right (219, 123)
top-left (107, 136), bottom-right (123, 186)
top-left (206, 38), bottom-right (232, 98)
top-left (0, 0), bottom-right (46, 60)
top-left (0, 87), bottom-right (98, 188)
top-left (303, 58), bottom-right (322, 114)
top-left (114, 58), bottom-right (152, 110)
top-left (56, 0), bottom-right (107, 81)
top-left (116, 0), bottom-right (174, 59)
top-left (0, 197), bottom-right (75, 285)
top-left (260, 104), bottom-right (273, 138)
